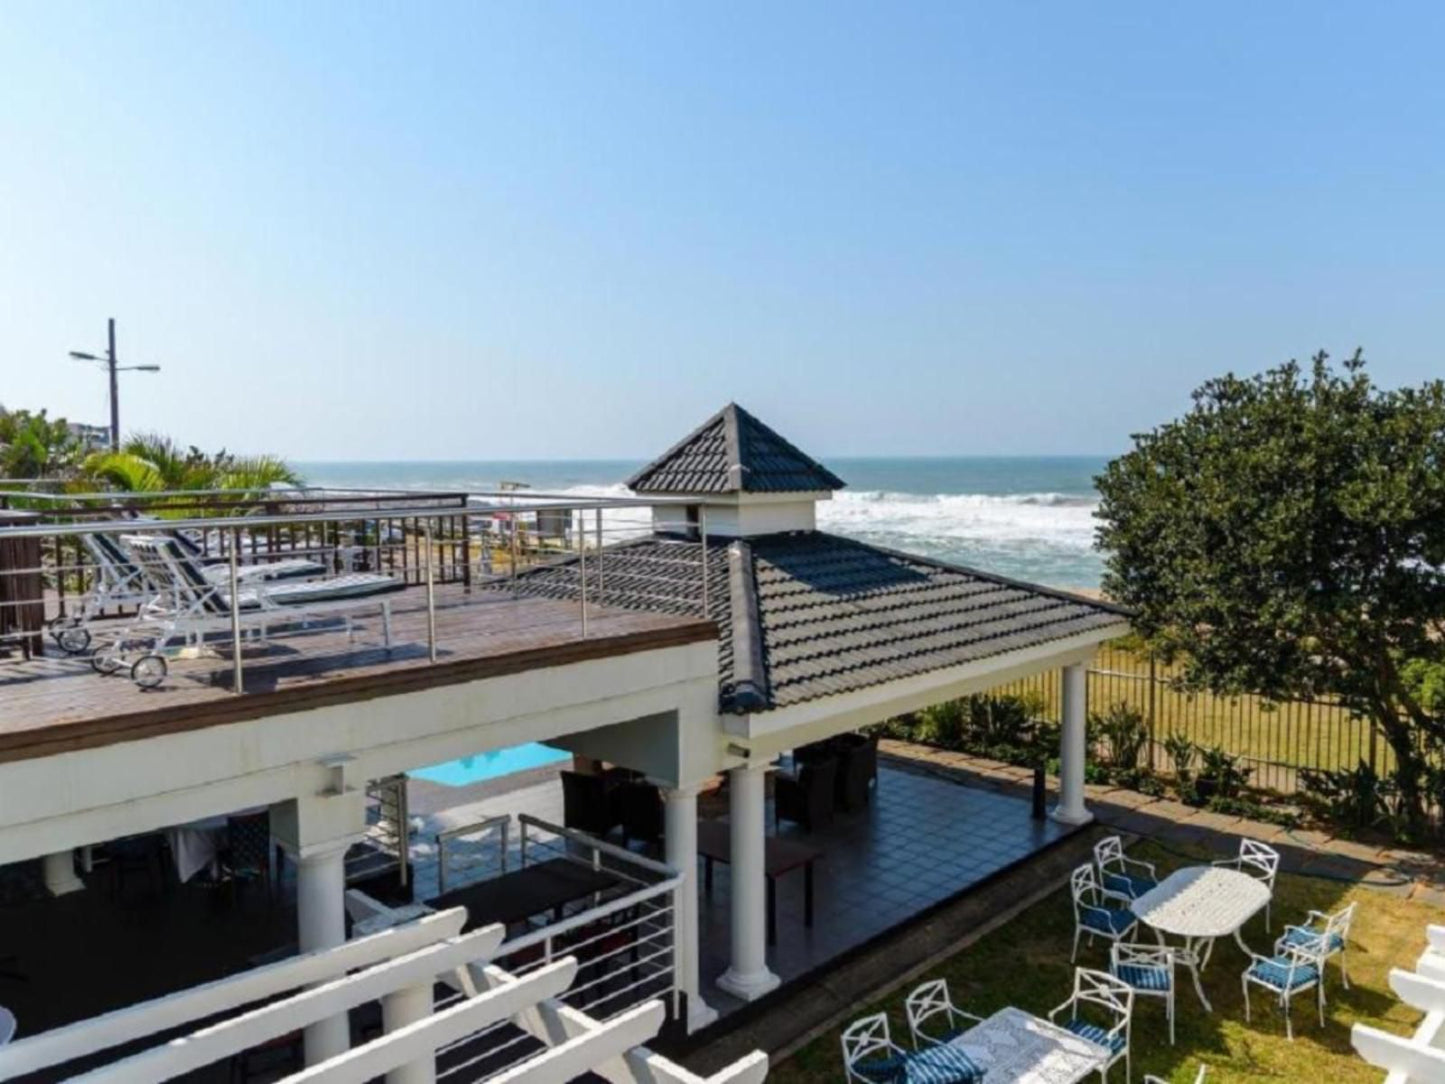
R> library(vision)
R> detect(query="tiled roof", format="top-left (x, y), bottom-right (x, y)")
top-left (626, 403), bottom-right (846, 495)
top-left (498, 531), bottom-right (1128, 714)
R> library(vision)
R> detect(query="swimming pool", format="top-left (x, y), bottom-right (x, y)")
top-left (409, 742), bottom-right (571, 786)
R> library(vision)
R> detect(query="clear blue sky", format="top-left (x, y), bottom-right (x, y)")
top-left (2, 2), bottom-right (1442, 461)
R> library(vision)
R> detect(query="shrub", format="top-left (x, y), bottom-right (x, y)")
top-left (1194, 745), bottom-right (1251, 802)
top-left (1093, 702), bottom-right (1149, 772)
top-left (1162, 732), bottom-right (1195, 783)
top-left (1300, 761), bottom-right (1387, 832)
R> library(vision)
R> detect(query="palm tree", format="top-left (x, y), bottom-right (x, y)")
top-left (82, 432), bottom-right (301, 501)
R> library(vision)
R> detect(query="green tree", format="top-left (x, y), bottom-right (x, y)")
top-left (1095, 351), bottom-right (1445, 833)
top-left (0, 407), bottom-right (82, 478)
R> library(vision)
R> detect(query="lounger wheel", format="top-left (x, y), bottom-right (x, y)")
top-left (54, 624), bottom-right (92, 654)
top-left (131, 655), bottom-right (168, 689)
top-left (91, 652), bottom-right (124, 675)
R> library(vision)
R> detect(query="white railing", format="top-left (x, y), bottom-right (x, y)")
top-left (0, 488), bottom-right (712, 694)
top-left (429, 813), bottom-right (682, 1050)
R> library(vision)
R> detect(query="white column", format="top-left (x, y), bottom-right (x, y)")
top-left (296, 841), bottom-right (351, 1064)
top-left (1051, 662), bottom-right (1094, 826)
top-left (382, 983), bottom-right (436, 1084)
top-left (42, 850), bottom-right (84, 896)
top-left (664, 782), bottom-right (718, 1031)
top-left (717, 763), bottom-right (779, 1001)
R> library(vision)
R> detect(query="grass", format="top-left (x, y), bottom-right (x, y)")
top-left (767, 841), bottom-right (1441, 1083)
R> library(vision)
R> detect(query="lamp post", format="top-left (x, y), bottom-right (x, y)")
top-left (68, 318), bottom-right (160, 452)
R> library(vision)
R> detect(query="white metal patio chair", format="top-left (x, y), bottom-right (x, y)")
top-left (1048, 967), bottom-right (1133, 1082)
top-left (1241, 937), bottom-right (1327, 1041)
top-left (1095, 835), bottom-right (1159, 900)
top-left (88, 534), bottom-right (402, 687)
top-left (1213, 838), bottom-right (1280, 930)
top-left (841, 1011), bottom-right (984, 1083)
top-left (1277, 901), bottom-right (1356, 989)
top-left (1110, 942), bottom-right (1177, 1045)
top-left (1071, 863), bottom-right (1138, 962)
top-left (904, 978), bottom-right (984, 1049)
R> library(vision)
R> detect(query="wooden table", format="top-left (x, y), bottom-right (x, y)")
top-left (696, 820), bottom-right (820, 944)
top-left (430, 858), bottom-right (621, 931)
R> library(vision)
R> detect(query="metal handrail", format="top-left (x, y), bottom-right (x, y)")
top-left (0, 498), bottom-right (688, 539)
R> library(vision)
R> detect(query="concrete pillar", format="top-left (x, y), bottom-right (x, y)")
top-left (716, 763), bottom-right (779, 1001)
top-left (663, 782), bottom-right (718, 1031)
top-left (297, 840), bottom-right (351, 1063)
top-left (274, 786), bottom-right (368, 1067)
top-left (42, 850), bottom-right (84, 896)
top-left (1051, 662), bottom-right (1094, 826)
top-left (382, 982), bottom-right (436, 1084)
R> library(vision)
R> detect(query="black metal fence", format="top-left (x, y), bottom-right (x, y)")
top-left (994, 641), bottom-right (1382, 795)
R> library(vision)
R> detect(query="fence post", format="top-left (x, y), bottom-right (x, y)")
top-left (1147, 652), bottom-right (1158, 771)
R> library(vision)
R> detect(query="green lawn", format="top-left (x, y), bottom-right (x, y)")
top-left (768, 841), bottom-right (1439, 1083)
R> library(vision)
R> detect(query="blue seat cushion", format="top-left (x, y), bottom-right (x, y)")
top-left (1281, 927), bottom-right (1344, 953)
top-left (1081, 907), bottom-right (1136, 935)
top-left (1103, 871), bottom-right (1158, 899)
top-left (1248, 955), bottom-right (1320, 990)
top-left (1061, 1019), bottom-right (1127, 1055)
top-left (852, 1054), bottom-right (906, 1083)
top-left (1115, 963), bottom-right (1171, 991)
top-left (903, 1045), bottom-right (985, 1084)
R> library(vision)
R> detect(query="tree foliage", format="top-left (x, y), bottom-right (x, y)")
top-left (0, 407), bottom-right (82, 478)
top-left (1095, 351), bottom-right (1445, 829)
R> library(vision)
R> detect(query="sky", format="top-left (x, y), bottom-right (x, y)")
top-left (2, 2), bottom-right (1443, 462)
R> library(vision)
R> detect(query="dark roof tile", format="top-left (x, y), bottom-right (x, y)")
top-left (496, 530), bottom-right (1127, 713)
top-left (627, 403), bottom-right (845, 495)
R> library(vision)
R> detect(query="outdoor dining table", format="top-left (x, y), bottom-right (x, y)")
top-left (1130, 865), bottom-right (1271, 1012)
top-left (949, 1006), bottom-right (1109, 1083)
top-left (696, 820), bottom-right (820, 944)
top-left (429, 858), bottom-right (622, 931)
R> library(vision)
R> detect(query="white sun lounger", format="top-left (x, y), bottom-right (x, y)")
top-left (89, 534), bottom-right (404, 687)
top-left (50, 531), bottom-right (329, 655)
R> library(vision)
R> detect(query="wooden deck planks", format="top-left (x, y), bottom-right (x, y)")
top-left (0, 583), bottom-right (715, 764)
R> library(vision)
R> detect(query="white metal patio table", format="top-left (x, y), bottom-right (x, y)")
top-left (1130, 865), bottom-right (1271, 1012)
top-left (949, 1006), bottom-right (1109, 1083)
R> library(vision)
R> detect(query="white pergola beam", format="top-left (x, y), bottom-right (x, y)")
top-left (472, 963), bottom-right (767, 1084)
top-left (279, 960), bottom-right (580, 1084)
top-left (1389, 968), bottom-right (1445, 1014)
top-left (1426, 925), bottom-right (1445, 954)
top-left (487, 1002), bottom-right (665, 1084)
top-left (70, 925), bottom-right (506, 1084)
top-left (0, 909), bottom-right (469, 1081)
top-left (1353, 1023), bottom-right (1445, 1077)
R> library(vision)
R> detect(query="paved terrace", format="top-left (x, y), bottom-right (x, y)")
top-left (0, 583), bottom-right (714, 763)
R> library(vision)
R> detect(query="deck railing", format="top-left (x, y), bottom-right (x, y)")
top-left (0, 487), bottom-right (711, 693)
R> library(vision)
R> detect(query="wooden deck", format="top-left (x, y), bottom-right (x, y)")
top-left (0, 583), bottom-right (715, 764)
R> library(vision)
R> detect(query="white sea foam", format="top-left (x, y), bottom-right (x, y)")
top-left (819, 489), bottom-right (1098, 550)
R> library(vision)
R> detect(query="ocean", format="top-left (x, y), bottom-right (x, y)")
top-left (294, 456), bottom-right (1109, 589)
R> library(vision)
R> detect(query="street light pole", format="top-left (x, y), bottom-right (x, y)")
top-left (107, 317), bottom-right (119, 452)
top-left (68, 319), bottom-right (160, 452)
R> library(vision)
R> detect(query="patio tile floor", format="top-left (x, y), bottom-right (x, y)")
top-left (696, 764), bottom-right (1072, 1018)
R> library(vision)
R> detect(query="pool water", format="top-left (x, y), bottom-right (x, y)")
top-left (410, 742), bottom-right (571, 786)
